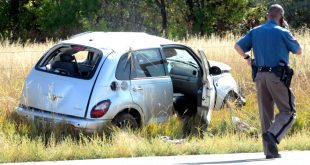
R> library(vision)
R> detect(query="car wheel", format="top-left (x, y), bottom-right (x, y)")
top-left (112, 113), bottom-right (139, 130)
top-left (182, 114), bottom-right (208, 138)
top-left (221, 91), bottom-right (239, 109)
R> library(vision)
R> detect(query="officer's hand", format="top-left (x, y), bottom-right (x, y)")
top-left (244, 54), bottom-right (251, 65)
top-left (282, 20), bottom-right (289, 28)
top-left (246, 58), bottom-right (251, 66)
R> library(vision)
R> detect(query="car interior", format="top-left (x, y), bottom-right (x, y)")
top-left (163, 47), bottom-right (204, 118)
top-left (38, 45), bottom-right (101, 79)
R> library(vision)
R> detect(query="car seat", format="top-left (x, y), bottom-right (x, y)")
top-left (51, 53), bottom-right (79, 75)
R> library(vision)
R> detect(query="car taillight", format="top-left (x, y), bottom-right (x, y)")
top-left (90, 100), bottom-right (111, 118)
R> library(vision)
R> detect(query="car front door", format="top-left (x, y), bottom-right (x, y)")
top-left (162, 45), bottom-right (215, 123)
top-left (130, 49), bottom-right (173, 123)
top-left (197, 49), bottom-right (216, 124)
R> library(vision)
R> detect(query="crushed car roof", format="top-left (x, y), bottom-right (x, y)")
top-left (61, 32), bottom-right (176, 52)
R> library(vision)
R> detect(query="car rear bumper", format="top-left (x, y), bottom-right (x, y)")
top-left (16, 106), bottom-right (112, 133)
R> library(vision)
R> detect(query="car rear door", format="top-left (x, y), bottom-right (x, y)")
top-left (20, 44), bottom-right (107, 118)
top-left (130, 49), bottom-right (173, 123)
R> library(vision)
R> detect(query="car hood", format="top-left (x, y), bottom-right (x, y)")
top-left (208, 60), bottom-right (231, 71)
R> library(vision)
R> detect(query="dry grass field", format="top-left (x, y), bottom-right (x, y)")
top-left (0, 32), bottom-right (309, 163)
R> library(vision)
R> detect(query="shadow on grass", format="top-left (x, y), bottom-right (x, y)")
top-left (3, 103), bottom-right (290, 148)
top-left (2, 110), bottom-right (214, 146)
top-left (178, 158), bottom-right (268, 165)
top-left (1, 111), bottom-right (118, 146)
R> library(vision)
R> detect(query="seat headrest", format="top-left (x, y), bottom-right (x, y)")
top-left (163, 48), bottom-right (177, 58)
top-left (60, 53), bottom-right (74, 62)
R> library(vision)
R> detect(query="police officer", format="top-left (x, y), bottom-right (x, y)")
top-left (234, 4), bottom-right (302, 159)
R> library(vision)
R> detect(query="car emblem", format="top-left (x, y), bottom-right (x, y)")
top-left (48, 94), bottom-right (62, 101)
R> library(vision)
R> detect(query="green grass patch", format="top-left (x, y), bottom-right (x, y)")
top-left (0, 124), bottom-right (309, 163)
top-left (0, 111), bottom-right (309, 163)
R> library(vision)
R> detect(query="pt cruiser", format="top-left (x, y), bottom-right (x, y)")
top-left (16, 32), bottom-right (245, 132)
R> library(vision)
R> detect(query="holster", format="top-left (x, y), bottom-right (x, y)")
top-left (251, 59), bottom-right (258, 82)
top-left (275, 65), bottom-right (294, 87)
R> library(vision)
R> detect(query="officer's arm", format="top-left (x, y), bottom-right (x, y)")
top-left (283, 31), bottom-right (302, 56)
top-left (235, 31), bottom-right (252, 58)
top-left (296, 47), bottom-right (302, 55)
top-left (234, 44), bottom-right (248, 58)
top-left (234, 44), bottom-right (251, 65)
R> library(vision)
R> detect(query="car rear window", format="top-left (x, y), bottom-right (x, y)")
top-left (36, 45), bottom-right (102, 79)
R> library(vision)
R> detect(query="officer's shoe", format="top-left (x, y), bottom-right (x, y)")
top-left (263, 132), bottom-right (279, 156)
top-left (266, 154), bottom-right (281, 159)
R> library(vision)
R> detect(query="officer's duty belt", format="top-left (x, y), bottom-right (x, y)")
top-left (258, 66), bottom-right (277, 72)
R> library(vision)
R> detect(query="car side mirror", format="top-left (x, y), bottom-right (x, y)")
top-left (209, 66), bottom-right (222, 75)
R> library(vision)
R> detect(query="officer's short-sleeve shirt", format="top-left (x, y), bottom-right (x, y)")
top-left (237, 20), bottom-right (300, 67)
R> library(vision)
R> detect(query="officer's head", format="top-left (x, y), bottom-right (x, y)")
top-left (267, 4), bottom-right (284, 21)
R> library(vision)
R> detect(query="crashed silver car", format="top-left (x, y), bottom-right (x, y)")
top-left (16, 32), bottom-right (245, 132)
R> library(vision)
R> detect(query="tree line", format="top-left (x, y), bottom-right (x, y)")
top-left (0, 0), bottom-right (309, 42)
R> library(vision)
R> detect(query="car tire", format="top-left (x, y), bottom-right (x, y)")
top-left (221, 91), bottom-right (243, 109)
top-left (112, 113), bottom-right (139, 130)
top-left (182, 114), bottom-right (208, 138)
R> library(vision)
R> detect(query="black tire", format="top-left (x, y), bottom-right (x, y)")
top-left (112, 113), bottom-right (139, 130)
top-left (223, 96), bottom-right (234, 108)
top-left (221, 91), bottom-right (244, 109)
top-left (182, 114), bottom-right (208, 138)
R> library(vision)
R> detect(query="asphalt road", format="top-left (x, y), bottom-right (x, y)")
top-left (4, 151), bottom-right (310, 165)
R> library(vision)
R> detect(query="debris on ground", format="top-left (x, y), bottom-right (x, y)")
top-left (232, 116), bottom-right (256, 132)
top-left (160, 136), bottom-right (185, 144)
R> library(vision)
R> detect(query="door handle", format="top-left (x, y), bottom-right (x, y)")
top-left (133, 86), bottom-right (143, 92)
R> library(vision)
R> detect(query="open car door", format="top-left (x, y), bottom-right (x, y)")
top-left (197, 49), bottom-right (216, 124)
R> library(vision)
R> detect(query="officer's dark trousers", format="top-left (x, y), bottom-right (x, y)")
top-left (255, 72), bottom-right (296, 156)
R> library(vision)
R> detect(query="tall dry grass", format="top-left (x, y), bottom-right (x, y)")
top-left (0, 32), bottom-right (309, 163)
